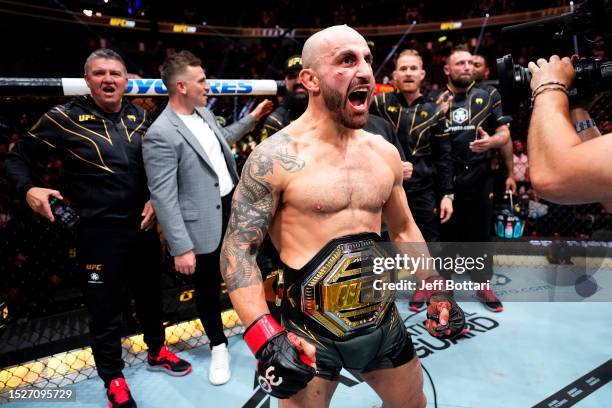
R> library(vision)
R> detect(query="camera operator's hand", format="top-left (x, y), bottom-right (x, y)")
top-left (528, 55), bottom-right (575, 92)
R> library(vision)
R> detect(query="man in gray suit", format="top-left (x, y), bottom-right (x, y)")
top-left (142, 50), bottom-right (272, 385)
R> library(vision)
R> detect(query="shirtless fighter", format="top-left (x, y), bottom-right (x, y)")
top-left (220, 25), bottom-right (465, 407)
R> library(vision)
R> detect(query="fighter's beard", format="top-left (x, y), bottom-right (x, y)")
top-left (321, 81), bottom-right (368, 129)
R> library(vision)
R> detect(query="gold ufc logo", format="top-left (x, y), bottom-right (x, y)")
top-left (179, 289), bottom-right (195, 302)
top-left (127, 114), bottom-right (136, 121)
top-left (335, 282), bottom-right (362, 309)
top-left (420, 111), bottom-right (429, 118)
top-left (79, 114), bottom-right (96, 122)
top-left (287, 56), bottom-right (302, 68)
top-left (387, 106), bottom-right (397, 112)
top-left (85, 264), bottom-right (103, 271)
top-left (475, 97), bottom-right (484, 104)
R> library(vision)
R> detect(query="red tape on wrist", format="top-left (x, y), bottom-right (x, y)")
top-left (244, 314), bottom-right (283, 355)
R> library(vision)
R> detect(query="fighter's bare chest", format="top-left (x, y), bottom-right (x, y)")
top-left (284, 151), bottom-right (393, 214)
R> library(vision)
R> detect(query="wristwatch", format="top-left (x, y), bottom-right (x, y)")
top-left (444, 194), bottom-right (454, 201)
top-left (575, 119), bottom-right (596, 133)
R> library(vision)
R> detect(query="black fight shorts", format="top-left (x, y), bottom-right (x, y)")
top-left (284, 303), bottom-right (414, 381)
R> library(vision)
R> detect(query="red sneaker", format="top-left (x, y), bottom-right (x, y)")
top-left (477, 289), bottom-right (504, 312)
top-left (409, 289), bottom-right (426, 312)
top-left (147, 345), bottom-right (192, 376)
top-left (106, 378), bottom-right (136, 408)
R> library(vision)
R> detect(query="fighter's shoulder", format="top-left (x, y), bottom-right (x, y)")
top-left (247, 131), bottom-right (304, 183)
top-left (251, 130), bottom-right (295, 158)
top-left (362, 129), bottom-right (401, 161)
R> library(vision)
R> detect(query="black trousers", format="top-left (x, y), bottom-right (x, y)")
top-left (406, 188), bottom-right (440, 242)
top-left (77, 221), bottom-right (165, 387)
top-left (441, 161), bottom-right (495, 282)
top-left (192, 192), bottom-right (232, 348)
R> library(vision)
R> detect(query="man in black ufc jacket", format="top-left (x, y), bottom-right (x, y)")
top-left (6, 49), bottom-right (191, 408)
top-left (430, 48), bottom-right (512, 312)
top-left (371, 49), bottom-right (454, 243)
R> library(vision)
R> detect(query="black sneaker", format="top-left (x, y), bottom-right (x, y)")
top-left (147, 345), bottom-right (192, 376)
top-left (477, 289), bottom-right (504, 312)
top-left (106, 378), bottom-right (136, 408)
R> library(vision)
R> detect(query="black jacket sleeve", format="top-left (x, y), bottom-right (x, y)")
top-left (5, 109), bottom-right (63, 199)
top-left (430, 109), bottom-right (453, 195)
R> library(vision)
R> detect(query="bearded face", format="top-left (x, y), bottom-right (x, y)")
top-left (320, 77), bottom-right (371, 129)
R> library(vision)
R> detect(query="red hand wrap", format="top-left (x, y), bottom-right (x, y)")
top-left (243, 314), bottom-right (283, 356)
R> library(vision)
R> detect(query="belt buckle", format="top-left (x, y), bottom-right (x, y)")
top-left (300, 237), bottom-right (395, 338)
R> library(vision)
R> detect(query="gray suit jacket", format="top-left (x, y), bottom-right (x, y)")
top-left (143, 104), bottom-right (255, 256)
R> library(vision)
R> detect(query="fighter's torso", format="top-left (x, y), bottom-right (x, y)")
top-left (268, 128), bottom-right (396, 269)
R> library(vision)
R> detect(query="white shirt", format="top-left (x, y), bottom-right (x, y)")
top-left (177, 111), bottom-right (234, 196)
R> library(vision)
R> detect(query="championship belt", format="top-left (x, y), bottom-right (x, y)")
top-left (283, 233), bottom-right (396, 339)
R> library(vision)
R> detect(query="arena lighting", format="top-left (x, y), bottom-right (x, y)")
top-left (438, 35), bottom-right (447, 42)
top-left (82, 9), bottom-right (92, 17)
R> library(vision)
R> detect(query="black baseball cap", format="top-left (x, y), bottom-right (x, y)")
top-left (285, 55), bottom-right (303, 75)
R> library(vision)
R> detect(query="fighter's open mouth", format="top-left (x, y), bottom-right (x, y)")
top-left (348, 88), bottom-right (368, 107)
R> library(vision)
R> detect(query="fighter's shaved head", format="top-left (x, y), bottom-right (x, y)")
top-left (299, 25), bottom-right (374, 130)
top-left (302, 25), bottom-right (366, 69)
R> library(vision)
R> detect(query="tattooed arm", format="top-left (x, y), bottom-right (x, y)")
top-left (220, 133), bottom-right (303, 327)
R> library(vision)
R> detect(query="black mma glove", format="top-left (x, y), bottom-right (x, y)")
top-left (421, 276), bottom-right (466, 339)
top-left (244, 314), bottom-right (315, 399)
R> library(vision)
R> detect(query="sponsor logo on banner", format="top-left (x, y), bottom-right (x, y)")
top-left (208, 80), bottom-right (254, 95)
top-left (125, 79), bottom-right (167, 95)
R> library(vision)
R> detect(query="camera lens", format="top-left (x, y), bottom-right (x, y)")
top-left (496, 55), bottom-right (532, 115)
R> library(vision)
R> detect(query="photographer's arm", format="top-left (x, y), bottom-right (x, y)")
top-left (527, 56), bottom-right (612, 204)
top-left (570, 107), bottom-right (612, 212)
